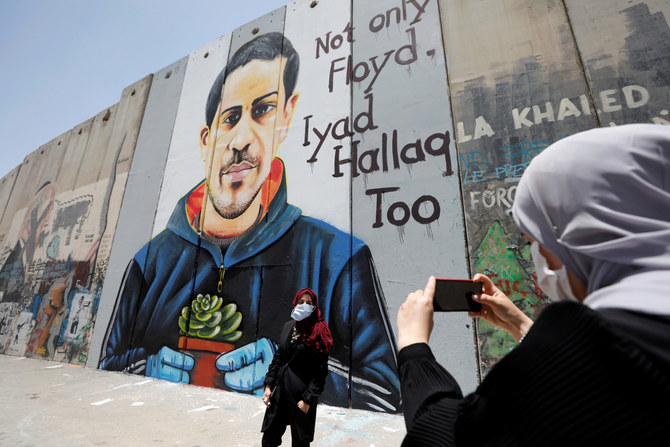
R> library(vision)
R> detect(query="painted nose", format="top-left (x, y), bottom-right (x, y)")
top-left (229, 112), bottom-right (255, 151)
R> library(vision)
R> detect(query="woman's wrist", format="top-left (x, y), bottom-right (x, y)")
top-left (512, 316), bottom-right (534, 342)
top-left (397, 334), bottom-right (429, 352)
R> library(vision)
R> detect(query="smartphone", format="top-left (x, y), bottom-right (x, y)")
top-left (433, 278), bottom-right (482, 312)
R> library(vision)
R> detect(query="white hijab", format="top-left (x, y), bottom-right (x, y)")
top-left (512, 124), bottom-right (670, 315)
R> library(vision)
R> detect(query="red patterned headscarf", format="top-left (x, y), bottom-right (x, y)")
top-left (292, 288), bottom-right (333, 354)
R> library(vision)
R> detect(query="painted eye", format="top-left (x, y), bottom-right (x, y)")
top-left (252, 103), bottom-right (275, 120)
top-left (222, 111), bottom-right (241, 125)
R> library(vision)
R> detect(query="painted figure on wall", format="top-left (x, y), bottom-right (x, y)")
top-left (0, 181), bottom-right (95, 360)
top-left (100, 32), bottom-right (400, 412)
top-left (0, 182), bottom-right (56, 304)
top-left (0, 182), bottom-right (59, 354)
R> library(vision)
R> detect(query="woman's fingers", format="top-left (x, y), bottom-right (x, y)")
top-left (473, 293), bottom-right (500, 307)
top-left (473, 273), bottom-right (494, 292)
top-left (423, 276), bottom-right (436, 301)
top-left (473, 273), bottom-right (507, 301)
top-left (397, 277), bottom-right (436, 350)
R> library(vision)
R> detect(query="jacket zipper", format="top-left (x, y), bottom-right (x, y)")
top-left (217, 264), bottom-right (225, 293)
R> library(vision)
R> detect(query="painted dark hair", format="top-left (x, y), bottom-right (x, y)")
top-left (37, 181), bottom-right (52, 193)
top-left (205, 32), bottom-right (299, 128)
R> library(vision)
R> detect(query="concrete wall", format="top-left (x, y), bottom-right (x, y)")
top-left (0, 0), bottom-right (667, 412)
top-left (0, 76), bottom-right (151, 363)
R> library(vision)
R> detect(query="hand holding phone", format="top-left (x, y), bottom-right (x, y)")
top-left (397, 276), bottom-right (437, 350)
top-left (433, 278), bottom-right (482, 312)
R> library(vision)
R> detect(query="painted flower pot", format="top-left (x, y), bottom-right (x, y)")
top-left (178, 336), bottom-right (234, 388)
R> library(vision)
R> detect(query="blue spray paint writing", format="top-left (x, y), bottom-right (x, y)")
top-left (460, 136), bottom-right (569, 183)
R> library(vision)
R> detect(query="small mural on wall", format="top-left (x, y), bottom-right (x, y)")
top-left (0, 75), bottom-right (148, 365)
top-left (0, 177), bottom-right (120, 363)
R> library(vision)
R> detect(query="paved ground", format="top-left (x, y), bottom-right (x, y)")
top-left (0, 355), bottom-right (406, 447)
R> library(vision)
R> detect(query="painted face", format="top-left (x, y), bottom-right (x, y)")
top-left (21, 184), bottom-right (55, 244)
top-left (201, 57), bottom-right (296, 219)
top-left (297, 293), bottom-right (313, 306)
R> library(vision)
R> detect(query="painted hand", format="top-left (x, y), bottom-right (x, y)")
top-left (145, 346), bottom-right (194, 383)
top-left (215, 338), bottom-right (276, 396)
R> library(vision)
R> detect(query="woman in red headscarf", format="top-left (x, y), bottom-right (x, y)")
top-left (261, 288), bottom-right (333, 447)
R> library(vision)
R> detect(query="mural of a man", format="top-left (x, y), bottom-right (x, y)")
top-left (0, 182), bottom-right (56, 304)
top-left (101, 33), bottom-right (400, 412)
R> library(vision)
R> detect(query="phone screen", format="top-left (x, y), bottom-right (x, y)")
top-left (433, 279), bottom-right (482, 312)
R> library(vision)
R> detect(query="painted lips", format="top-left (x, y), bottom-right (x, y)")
top-left (221, 162), bottom-right (256, 183)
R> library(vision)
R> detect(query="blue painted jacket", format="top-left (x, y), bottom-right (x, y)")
top-left (100, 160), bottom-right (400, 412)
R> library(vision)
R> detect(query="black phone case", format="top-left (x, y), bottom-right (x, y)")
top-left (433, 279), bottom-right (482, 312)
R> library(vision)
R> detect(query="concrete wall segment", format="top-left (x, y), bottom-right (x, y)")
top-left (350, 0), bottom-right (477, 394)
top-left (0, 166), bottom-right (21, 259)
top-left (88, 58), bottom-right (189, 368)
top-left (0, 166), bottom-right (20, 223)
top-left (83, 75), bottom-right (153, 297)
top-left (439, 0), bottom-right (598, 374)
top-left (565, 0), bottom-right (670, 126)
top-left (0, 132), bottom-right (71, 246)
top-left (72, 107), bottom-right (118, 190)
top-left (55, 118), bottom-right (94, 192)
top-left (229, 6), bottom-right (287, 57)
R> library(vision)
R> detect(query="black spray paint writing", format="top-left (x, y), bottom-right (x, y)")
top-left (330, 130), bottom-right (451, 178)
top-left (327, 27), bottom-right (418, 94)
top-left (366, 187), bottom-right (440, 228)
top-left (307, 2), bottom-right (448, 229)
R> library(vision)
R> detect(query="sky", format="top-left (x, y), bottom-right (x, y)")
top-left (0, 0), bottom-right (290, 179)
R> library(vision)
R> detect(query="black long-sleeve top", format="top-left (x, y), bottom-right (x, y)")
top-left (264, 320), bottom-right (329, 406)
top-left (262, 320), bottom-right (329, 442)
top-left (398, 301), bottom-right (670, 446)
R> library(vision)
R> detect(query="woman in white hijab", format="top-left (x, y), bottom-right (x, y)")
top-left (396, 124), bottom-right (670, 446)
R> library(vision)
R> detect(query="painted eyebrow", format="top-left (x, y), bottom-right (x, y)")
top-left (218, 91), bottom-right (278, 118)
top-left (252, 91), bottom-right (278, 106)
top-left (219, 105), bottom-right (241, 118)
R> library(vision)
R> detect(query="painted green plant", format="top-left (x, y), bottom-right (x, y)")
top-left (178, 294), bottom-right (242, 342)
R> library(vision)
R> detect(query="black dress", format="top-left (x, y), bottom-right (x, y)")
top-left (262, 320), bottom-right (329, 445)
top-left (398, 301), bottom-right (670, 446)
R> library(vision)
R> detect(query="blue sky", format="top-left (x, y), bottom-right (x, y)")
top-left (0, 0), bottom-right (289, 179)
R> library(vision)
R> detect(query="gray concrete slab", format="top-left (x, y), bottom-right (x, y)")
top-left (0, 355), bottom-right (406, 446)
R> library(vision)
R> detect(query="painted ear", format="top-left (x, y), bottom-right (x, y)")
top-left (279, 93), bottom-right (300, 143)
top-left (200, 126), bottom-right (209, 159)
top-left (285, 92), bottom-right (299, 121)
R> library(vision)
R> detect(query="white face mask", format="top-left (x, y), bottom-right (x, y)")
top-left (291, 303), bottom-right (315, 321)
top-left (531, 241), bottom-right (579, 302)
